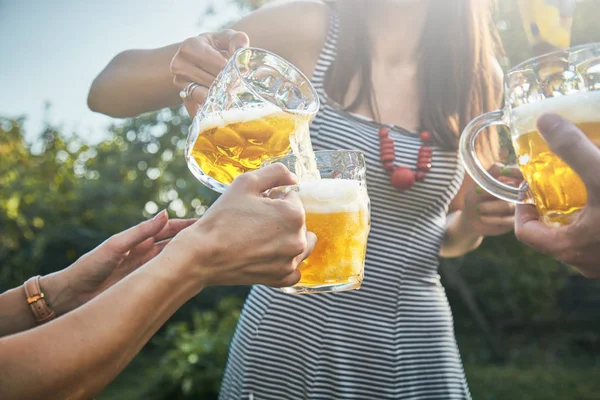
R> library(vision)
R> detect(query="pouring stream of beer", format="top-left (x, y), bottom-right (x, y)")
top-left (289, 118), bottom-right (322, 182)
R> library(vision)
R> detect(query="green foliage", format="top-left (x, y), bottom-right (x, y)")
top-left (102, 298), bottom-right (243, 400)
top-left (0, 109), bottom-right (219, 291)
top-left (447, 235), bottom-right (573, 323)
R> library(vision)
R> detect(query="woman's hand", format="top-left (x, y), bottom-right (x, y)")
top-left (170, 29), bottom-right (249, 116)
top-left (459, 165), bottom-right (521, 237)
top-left (163, 164), bottom-right (317, 289)
top-left (54, 213), bottom-right (196, 312)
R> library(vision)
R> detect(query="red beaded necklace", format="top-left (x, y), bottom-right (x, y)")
top-left (378, 127), bottom-right (433, 191)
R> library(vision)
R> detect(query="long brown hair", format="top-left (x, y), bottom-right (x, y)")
top-left (325, 0), bottom-right (504, 152)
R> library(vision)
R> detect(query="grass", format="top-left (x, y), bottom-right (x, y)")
top-left (466, 363), bottom-right (600, 400)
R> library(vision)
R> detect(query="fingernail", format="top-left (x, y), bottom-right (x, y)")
top-left (475, 186), bottom-right (483, 195)
top-left (153, 209), bottom-right (167, 220)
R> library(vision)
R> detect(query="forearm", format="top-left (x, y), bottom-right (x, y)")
top-left (440, 211), bottom-right (483, 258)
top-left (0, 271), bottom-right (78, 337)
top-left (88, 43), bottom-right (182, 117)
top-left (0, 254), bottom-right (201, 400)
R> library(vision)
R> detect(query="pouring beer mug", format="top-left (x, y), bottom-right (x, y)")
top-left (460, 43), bottom-right (600, 227)
top-left (185, 47), bottom-right (320, 193)
top-left (264, 150), bottom-right (371, 294)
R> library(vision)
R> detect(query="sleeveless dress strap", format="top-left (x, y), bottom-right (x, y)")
top-left (310, 2), bottom-right (340, 97)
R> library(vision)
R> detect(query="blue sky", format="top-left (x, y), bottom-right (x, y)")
top-left (0, 0), bottom-right (244, 142)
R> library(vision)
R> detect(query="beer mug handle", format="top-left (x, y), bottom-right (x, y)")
top-left (459, 110), bottom-right (524, 204)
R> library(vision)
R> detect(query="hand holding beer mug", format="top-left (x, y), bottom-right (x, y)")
top-left (460, 43), bottom-right (600, 227)
top-left (185, 47), bottom-right (320, 193)
top-left (264, 150), bottom-right (371, 294)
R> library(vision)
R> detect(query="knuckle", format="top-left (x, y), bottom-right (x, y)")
top-left (287, 207), bottom-right (306, 228)
top-left (231, 172), bottom-right (257, 188)
top-left (180, 37), bottom-right (197, 52)
top-left (281, 262), bottom-right (297, 277)
top-left (287, 234), bottom-right (307, 256)
top-left (278, 202), bottom-right (305, 229)
top-left (269, 163), bottom-right (289, 177)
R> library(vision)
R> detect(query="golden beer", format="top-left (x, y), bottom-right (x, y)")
top-left (512, 92), bottom-right (600, 226)
top-left (286, 179), bottom-right (370, 294)
top-left (190, 104), bottom-right (310, 185)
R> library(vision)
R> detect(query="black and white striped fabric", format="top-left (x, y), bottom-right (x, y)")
top-left (219, 9), bottom-right (470, 400)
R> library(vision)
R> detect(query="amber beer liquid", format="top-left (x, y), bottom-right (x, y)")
top-left (512, 91), bottom-right (600, 226)
top-left (190, 104), bottom-right (311, 185)
top-left (285, 179), bottom-right (370, 294)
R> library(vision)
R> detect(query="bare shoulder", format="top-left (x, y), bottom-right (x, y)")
top-left (230, 0), bottom-right (331, 78)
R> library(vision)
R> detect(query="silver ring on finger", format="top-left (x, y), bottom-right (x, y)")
top-left (179, 82), bottom-right (199, 101)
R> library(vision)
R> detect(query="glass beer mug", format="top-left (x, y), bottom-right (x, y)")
top-left (460, 43), bottom-right (600, 227)
top-left (264, 150), bottom-right (371, 294)
top-left (185, 47), bottom-right (320, 193)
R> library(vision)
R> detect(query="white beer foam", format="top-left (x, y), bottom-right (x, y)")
top-left (196, 103), bottom-right (284, 133)
top-left (299, 179), bottom-right (369, 214)
top-left (512, 91), bottom-right (600, 135)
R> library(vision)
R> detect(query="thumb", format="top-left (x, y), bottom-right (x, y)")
top-left (233, 163), bottom-right (297, 194)
top-left (537, 113), bottom-right (600, 196)
top-left (514, 203), bottom-right (561, 255)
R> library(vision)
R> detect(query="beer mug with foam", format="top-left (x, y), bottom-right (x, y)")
top-left (185, 47), bottom-right (320, 193)
top-left (264, 150), bottom-right (371, 294)
top-left (460, 43), bottom-right (600, 227)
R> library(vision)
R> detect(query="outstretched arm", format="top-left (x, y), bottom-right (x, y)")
top-left (0, 252), bottom-right (201, 400)
top-left (0, 214), bottom-right (195, 337)
top-left (0, 164), bottom-right (316, 400)
top-left (87, 1), bottom-right (328, 117)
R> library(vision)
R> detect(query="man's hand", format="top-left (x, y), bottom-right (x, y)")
top-left (515, 113), bottom-right (600, 278)
top-left (164, 163), bottom-right (317, 289)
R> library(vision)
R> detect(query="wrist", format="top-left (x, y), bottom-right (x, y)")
top-left (164, 218), bottom-right (218, 289)
top-left (39, 271), bottom-right (79, 317)
top-left (441, 211), bottom-right (484, 258)
top-left (154, 218), bottom-right (215, 294)
top-left (146, 251), bottom-right (206, 299)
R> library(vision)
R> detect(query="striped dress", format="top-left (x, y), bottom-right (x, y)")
top-left (219, 10), bottom-right (471, 400)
